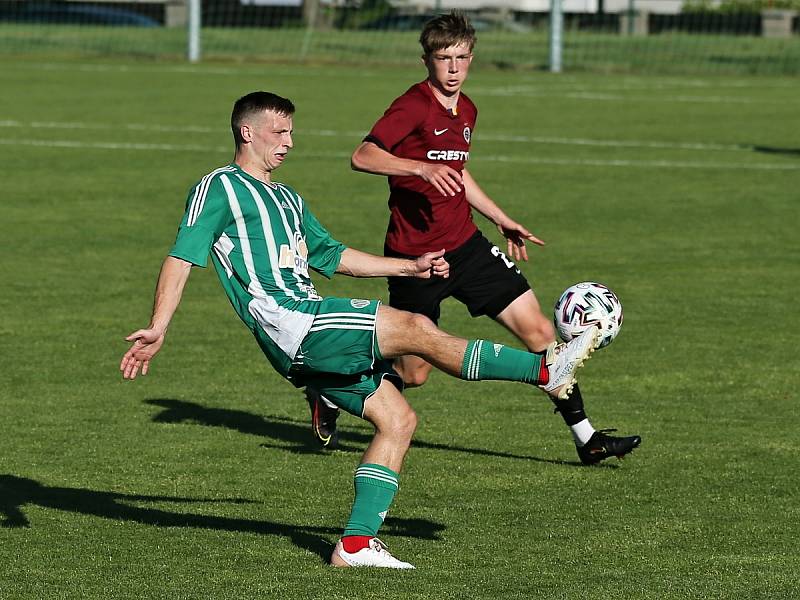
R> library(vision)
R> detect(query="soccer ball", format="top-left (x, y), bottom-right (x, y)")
top-left (553, 282), bottom-right (623, 348)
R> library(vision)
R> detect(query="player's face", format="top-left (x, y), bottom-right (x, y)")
top-left (248, 110), bottom-right (294, 172)
top-left (423, 43), bottom-right (473, 96)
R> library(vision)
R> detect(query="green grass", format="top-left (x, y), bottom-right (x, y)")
top-left (1, 24), bottom-right (799, 74)
top-left (1, 57), bottom-right (799, 599)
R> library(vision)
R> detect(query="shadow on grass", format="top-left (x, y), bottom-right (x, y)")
top-left (0, 474), bottom-right (444, 561)
top-left (145, 398), bottom-right (587, 467)
top-left (752, 145), bottom-right (800, 157)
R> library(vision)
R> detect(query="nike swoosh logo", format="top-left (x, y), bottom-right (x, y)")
top-left (433, 128), bottom-right (448, 136)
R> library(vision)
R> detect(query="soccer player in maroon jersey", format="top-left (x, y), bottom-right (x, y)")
top-left (307, 11), bottom-right (641, 465)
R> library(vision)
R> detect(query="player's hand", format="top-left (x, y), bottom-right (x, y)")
top-left (418, 163), bottom-right (463, 197)
top-left (414, 249), bottom-right (449, 279)
top-left (120, 328), bottom-right (165, 380)
top-left (497, 219), bottom-right (545, 262)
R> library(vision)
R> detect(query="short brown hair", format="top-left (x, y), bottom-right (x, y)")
top-left (419, 11), bottom-right (476, 56)
top-left (231, 91), bottom-right (295, 148)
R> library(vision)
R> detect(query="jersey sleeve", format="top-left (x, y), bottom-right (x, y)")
top-left (366, 92), bottom-right (427, 152)
top-left (302, 204), bottom-right (346, 279)
top-left (169, 176), bottom-right (229, 268)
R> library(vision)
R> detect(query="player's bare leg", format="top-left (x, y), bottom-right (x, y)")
top-left (495, 289), bottom-right (557, 353)
top-left (331, 380), bottom-right (416, 569)
top-left (331, 307), bottom-right (601, 568)
top-left (395, 291), bottom-right (552, 389)
top-left (360, 381), bottom-right (417, 473)
top-left (376, 308), bottom-right (470, 376)
top-left (376, 305), bottom-right (593, 399)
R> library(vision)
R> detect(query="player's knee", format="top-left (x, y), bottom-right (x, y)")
top-left (395, 356), bottom-right (433, 388)
top-left (381, 404), bottom-right (417, 442)
top-left (522, 312), bottom-right (557, 348)
top-left (536, 316), bottom-right (556, 341)
top-left (407, 312), bottom-right (437, 336)
top-left (402, 365), bottom-right (431, 388)
top-left (395, 405), bottom-right (417, 440)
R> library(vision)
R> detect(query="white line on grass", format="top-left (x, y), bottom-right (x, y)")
top-left (477, 78), bottom-right (799, 91)
top-left (25, 62), bottom-right (248, 76)
top-left (477, 133), bottom-right (748, 152)
top-left (472, 88), bottom-right (763, 104)
top-left (0, 138), bottom-right (229, 153)
top-left (11, 61), bottom-right (379, 78)
top-left (3, 138), bottom-right (797, 171)
top-left (0, 119), bottom-right (225, 134)
top-left (481, 155), bottom-right (800, 171)
top-left (7, 63), bottom-right (798, 105)
top-left (0, 119), bottom-right (755, 152)
top-left (8, 62), bottom-right (799, 91)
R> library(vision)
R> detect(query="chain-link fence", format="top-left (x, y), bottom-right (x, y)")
top-left (1, 0), bottom-right (798, 73)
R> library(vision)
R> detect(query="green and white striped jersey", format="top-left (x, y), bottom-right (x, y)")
top-left (169, 163), bottom-right (346, 376)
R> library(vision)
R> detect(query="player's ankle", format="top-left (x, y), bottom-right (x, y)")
top-left (341, 535), bottom-right (373, 553)
top-left (536, 357), bottom-right (549, 385)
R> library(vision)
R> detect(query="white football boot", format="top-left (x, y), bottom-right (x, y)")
top-left (540, 327), bottom-right (600, 400)
top-left (330, 538), bottom-right (415, 569)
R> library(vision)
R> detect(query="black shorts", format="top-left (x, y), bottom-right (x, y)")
top-left (385, 231), bottom-right (531, 323)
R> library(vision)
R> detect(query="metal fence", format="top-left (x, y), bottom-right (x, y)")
top-left (0, 0), bottom-right (798, 74)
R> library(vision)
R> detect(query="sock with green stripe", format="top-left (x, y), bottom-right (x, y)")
top-left (342, 463), bottom-right (399, 547)
top-left (461, 339), bottom-right (548, 384)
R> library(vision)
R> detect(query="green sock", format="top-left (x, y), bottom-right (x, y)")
top-left (461, 339), bottom-right (544, 383)
top-left (343, 463), bottom-right (399, 537)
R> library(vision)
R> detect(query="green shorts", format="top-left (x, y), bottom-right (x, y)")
top-left (290, 297), bottom-right (402, 417)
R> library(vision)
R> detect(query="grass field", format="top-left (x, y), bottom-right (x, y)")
top-left (1, 57), bottom-right (799, 599)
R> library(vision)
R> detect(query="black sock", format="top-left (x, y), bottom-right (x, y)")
top-left (551, 383), bottom-right (588, 426)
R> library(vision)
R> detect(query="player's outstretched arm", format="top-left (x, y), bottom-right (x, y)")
top-left (120, 256), bottom-right (193, 380)
top-left (462, 169), bottom-right (545, 262)
top-left (352, 141), bottom-right (462, 197)
top-left (336, 247), bottom-right (449, 279)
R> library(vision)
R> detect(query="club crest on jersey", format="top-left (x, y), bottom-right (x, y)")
top-left (278, 232), bottom-right (309, 276)
top-left (463, 126), bottom-right (471, 143)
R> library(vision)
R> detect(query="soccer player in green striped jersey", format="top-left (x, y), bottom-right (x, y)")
top-left (120, 91), bottom-right (600, 569)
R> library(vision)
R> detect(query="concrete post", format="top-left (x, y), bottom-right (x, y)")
top-left (619, 10), bottom-right (648, 36)
top-left (165, 0), bottom-right (187, 28)
top-left (761, 10), bottom-right (797, 38)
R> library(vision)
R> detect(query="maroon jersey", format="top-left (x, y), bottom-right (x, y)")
top-left (365, 81), bottom-right (478, 255)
